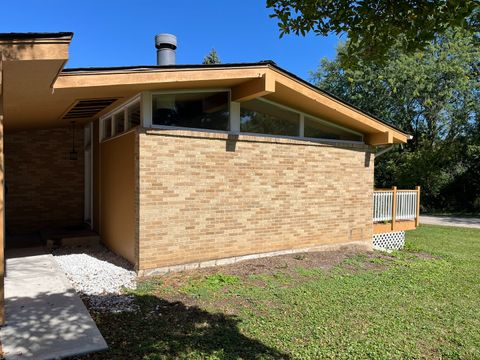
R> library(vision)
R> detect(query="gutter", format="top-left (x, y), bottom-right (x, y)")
top-left (375, 145), bottom-right (395, 158)
top-left (375, 135), bottom-right (412, 157)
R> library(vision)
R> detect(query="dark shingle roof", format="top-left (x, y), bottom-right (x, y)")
top-left (0, 32), bottom-right (73, 40)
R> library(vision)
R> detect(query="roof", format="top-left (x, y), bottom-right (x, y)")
top-left (0, 32), bottom-right (73, 41)
top-left (62, 61), bottom-right (407, 135)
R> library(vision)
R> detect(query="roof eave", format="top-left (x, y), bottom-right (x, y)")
top-left (55, 63), bottom-right (409, 145)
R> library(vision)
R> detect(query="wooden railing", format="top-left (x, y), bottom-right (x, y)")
top-left (373, 186), bottom-right (420, 233)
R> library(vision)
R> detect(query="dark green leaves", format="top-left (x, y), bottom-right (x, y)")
top-left (267, 0), bottom-right (480, 62)
top-left (312, 29), bottom-right (480, 211)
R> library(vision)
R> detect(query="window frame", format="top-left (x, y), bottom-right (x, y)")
top-left (146, 89), bottom-right (232, 134)
top-left (240, 98), bottom-right (364, 143)
top-left (141, 90), bottom-right (364, 144)
top-left (239, 98), bottom-right (301, 137)
top-left (100, 94), bottom-right (141, 142)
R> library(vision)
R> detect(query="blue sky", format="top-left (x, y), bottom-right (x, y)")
top-left (2, 0), bottom-right (341, 81)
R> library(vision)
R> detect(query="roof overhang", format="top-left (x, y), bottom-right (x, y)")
top-left (0, 33), bottom-right (74, 131)
top-left (54, 65), bottom-right (409, 144)
top-left (0, 32), bottom-right (409, 145)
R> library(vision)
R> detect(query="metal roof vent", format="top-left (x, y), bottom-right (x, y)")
top-left (155, 33), bottom-right (177, 66)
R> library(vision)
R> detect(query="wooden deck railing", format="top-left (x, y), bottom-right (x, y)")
top-left (373, 186), bottom-right (420, 233)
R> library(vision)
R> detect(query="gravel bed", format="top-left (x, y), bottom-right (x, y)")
top-left (52, 244), bottom-right (138, 312)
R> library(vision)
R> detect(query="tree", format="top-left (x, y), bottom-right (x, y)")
top-left (311, 29), bottom-right (480, 211)
top-left (267, 0), bottom-right (479, 62)
top-left (203, 48), bottom-right (221, 64)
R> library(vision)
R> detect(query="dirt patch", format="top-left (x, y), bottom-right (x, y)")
top-left (135, 248), bottom-right (441, 311)
top-left (151, 247), bottom-right (368, 290)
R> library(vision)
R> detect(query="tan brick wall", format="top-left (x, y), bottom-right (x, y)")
top-left (4, 127), bottom-right (84, 234)
top-left (137, 129), bottom-right (374, 271)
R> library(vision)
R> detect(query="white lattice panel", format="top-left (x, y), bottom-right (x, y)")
top-left (373, 231), bottom-right (405, 250)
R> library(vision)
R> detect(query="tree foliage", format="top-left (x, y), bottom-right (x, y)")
top-left (312, 29), bottom-right (480, 211)
top-left (203, 48), bottom-right (221, 64)
top-left (267, 0), bottom-right (479, 62)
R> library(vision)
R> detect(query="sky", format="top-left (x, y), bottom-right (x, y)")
top-left (2, 0), bottom-right (341, 81)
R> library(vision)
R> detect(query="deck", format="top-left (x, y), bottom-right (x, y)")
top-left (373, 187), bottom-right (420, 234)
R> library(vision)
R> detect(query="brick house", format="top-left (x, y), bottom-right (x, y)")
top-left (0, 31), bottom-right (416, 310)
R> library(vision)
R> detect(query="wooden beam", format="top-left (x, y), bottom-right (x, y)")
top-left (373, 220), bottom-right (417, 234)
top-left (365, 131), bottom-right (394, 145)
top-left (231, 74), bottom-right (275, 102)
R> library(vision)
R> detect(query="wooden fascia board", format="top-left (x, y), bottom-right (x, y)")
top-left (0, 38), bottom-right (70, 96)
top-left (365, 131), bottom-right (394, 145)
top-left (54, 67), bottom-right (271, 89)
top-left (0, 42), bottom-right (70, 62)
top-left (231, 73), bottom-right (275, 102)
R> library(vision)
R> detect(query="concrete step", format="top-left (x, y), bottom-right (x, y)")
top-left (46, 235), bottom-right (100, 249)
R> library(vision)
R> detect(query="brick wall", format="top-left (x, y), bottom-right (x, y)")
top-left (5, 127), bottom-right (84, 234)
top-left (137, 129), bottom-right (374, 271)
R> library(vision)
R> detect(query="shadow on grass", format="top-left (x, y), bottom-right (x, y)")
top-left (76, 294), bottom-right (291, 359)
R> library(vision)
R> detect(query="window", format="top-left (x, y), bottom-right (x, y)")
top-left (240, 99), bottom-right (299, 136)
top-left (127, 102), bottom-right (141, 129)
top-left (100, 95), bottom-right (141, 141)
top-left (144, 91), bottom-right (363, 143)
top-left (114, 111), bottom-right (125, 135)
top-left (152, 91), bottom-right (229, 131)
top-left (103, 118), bottom-right (112, 139)
top-left (304, 116), bottom-right (363, 141)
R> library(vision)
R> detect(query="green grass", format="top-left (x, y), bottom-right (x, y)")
top-left (81, 225), bottom-right (480, 359)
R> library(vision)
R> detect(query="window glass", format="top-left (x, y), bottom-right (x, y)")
top-left (304, 116), bottom-right (362, 141)
top-left (127, 102), bottom-right (141, 129)
top-left (240, 99), bottom-right (299, 136)
top-left (152, 92), bottom-right (229, 131)
top-left (103, 118), bottom-right (112, 139)
top-left (114, 111), bottom-right (125, 135)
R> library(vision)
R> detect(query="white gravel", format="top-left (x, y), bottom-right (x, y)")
top-left (52, 245), bottom-right (138, 312)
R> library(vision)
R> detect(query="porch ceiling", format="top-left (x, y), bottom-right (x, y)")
top-left (3, 79), bottom-right (137, 132)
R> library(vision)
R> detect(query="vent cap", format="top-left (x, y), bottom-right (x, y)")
top-left (155, 33), bottom-right (177, 66)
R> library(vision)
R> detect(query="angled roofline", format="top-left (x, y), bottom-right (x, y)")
top-left (0, 32), bottom-right (74, 41)
top-left (61, 61), bottom-right (408, 137)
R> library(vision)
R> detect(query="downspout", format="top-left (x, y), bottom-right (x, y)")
top-left (376, 134), bottom-right (412, 158)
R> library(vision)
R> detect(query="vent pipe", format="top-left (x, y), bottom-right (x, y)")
top-left (155, 33), bottom-right (177, 65)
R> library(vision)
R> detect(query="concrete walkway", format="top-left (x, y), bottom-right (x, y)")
top-left (421, 215), bottom-right (480, 229)
top-left (0, 248), bottom-right (108, 360)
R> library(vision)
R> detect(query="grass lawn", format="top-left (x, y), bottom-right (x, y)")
top-left (78, 225), bottom-right (480, 359)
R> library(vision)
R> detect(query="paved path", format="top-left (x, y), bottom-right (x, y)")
top-left (421, 215), bottom-right (480, 229)
top-left (0, 248), bottom-right (107, 360)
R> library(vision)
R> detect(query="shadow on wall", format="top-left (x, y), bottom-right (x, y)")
top-left (78, 293), bottom-right (291, 359)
